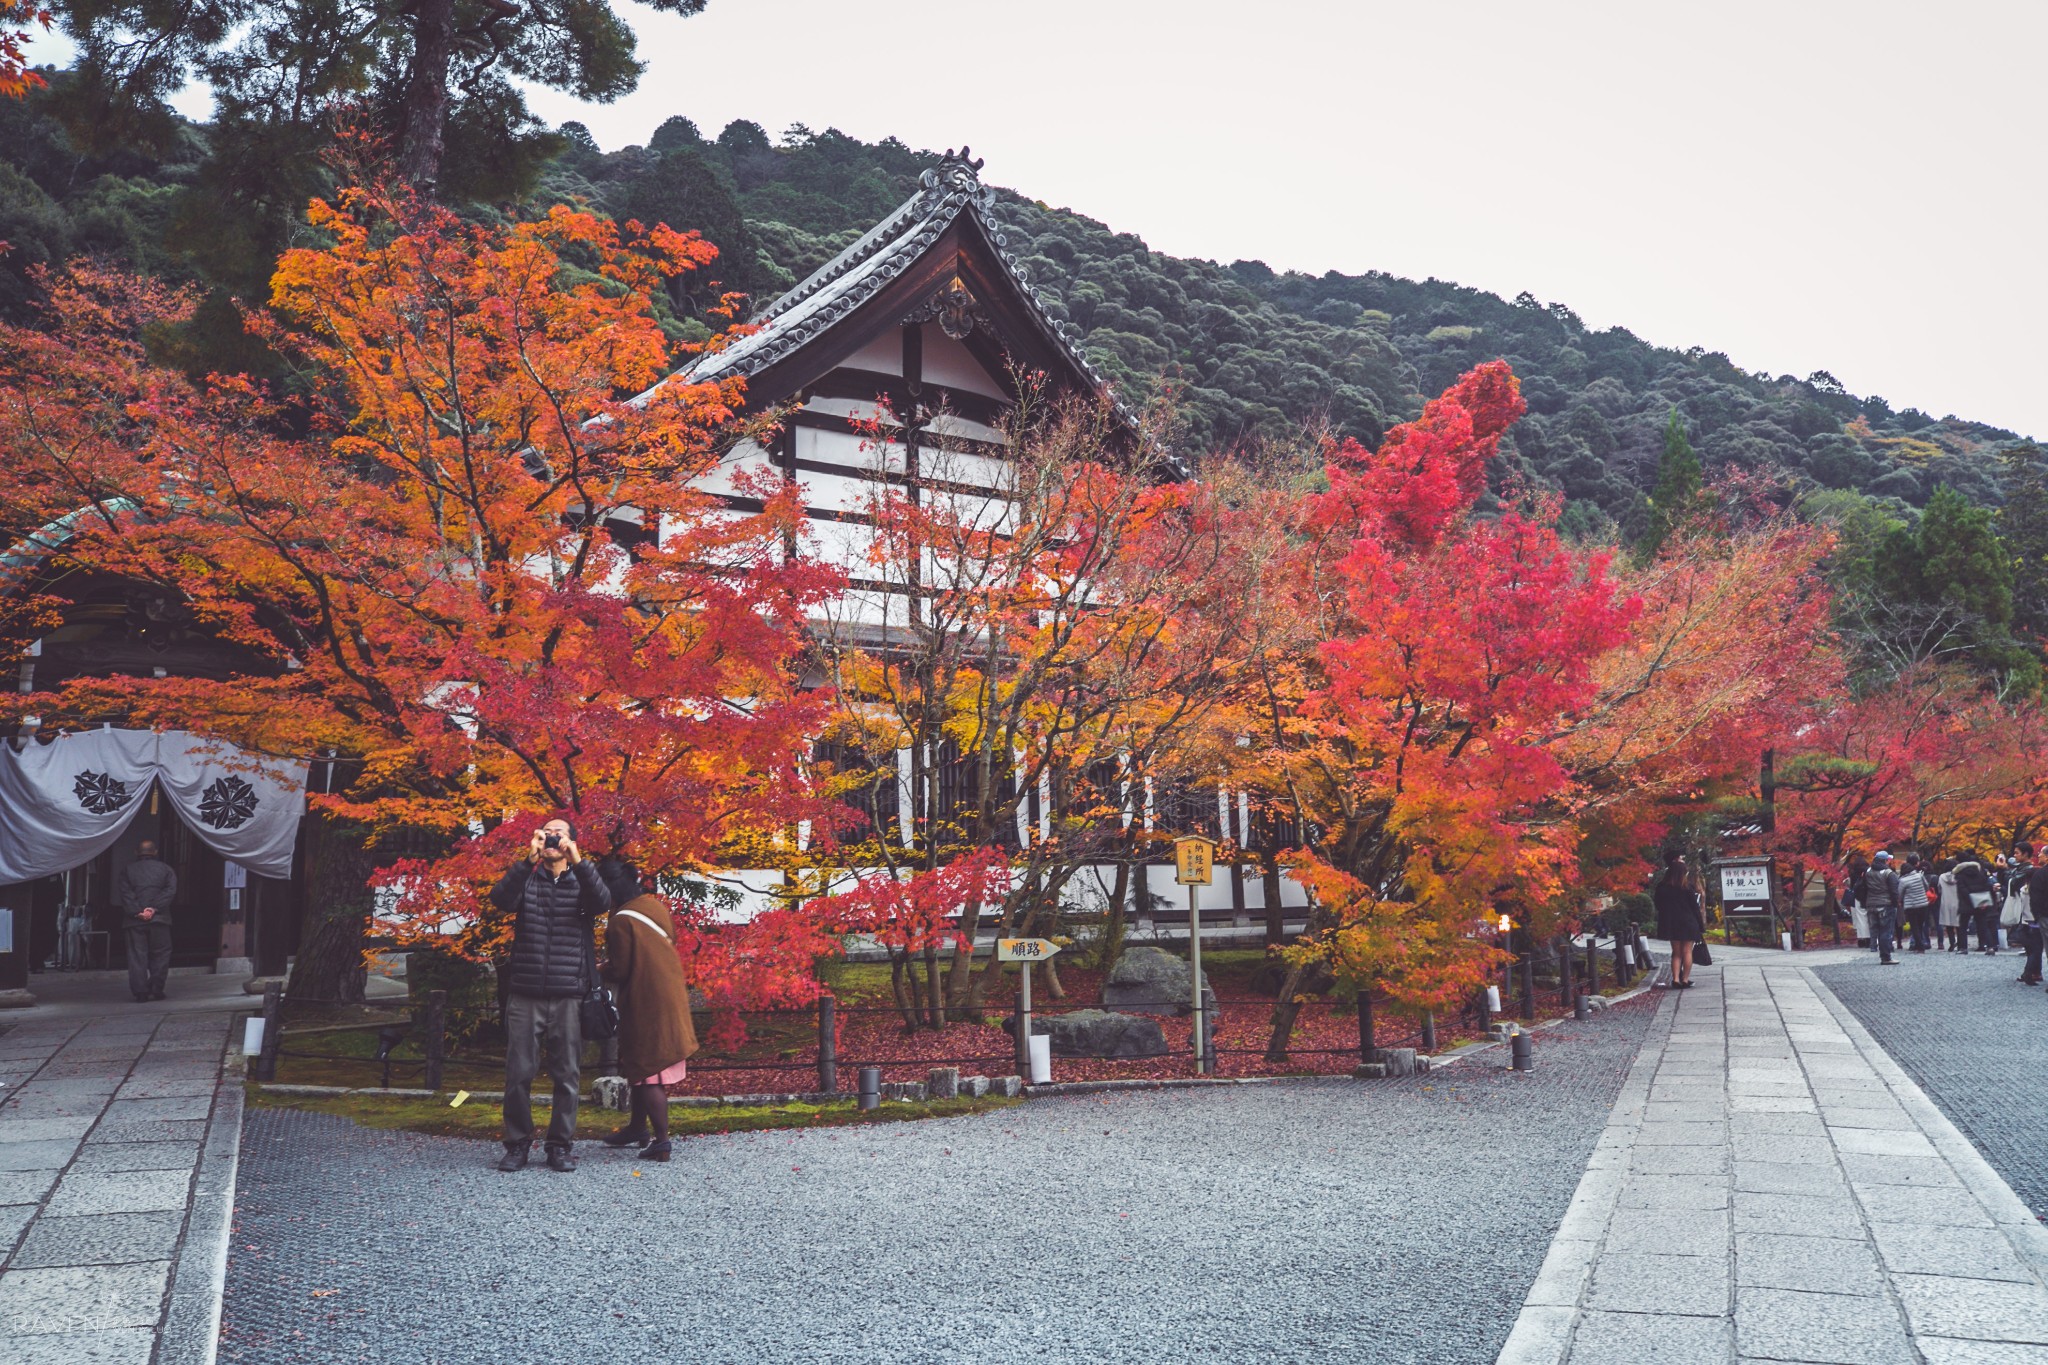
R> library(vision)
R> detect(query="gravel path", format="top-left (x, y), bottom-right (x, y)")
top-left (1818, 947), bottom-right (2048, 1220)
top-left (220, 999), bottom-right (1654, 1365)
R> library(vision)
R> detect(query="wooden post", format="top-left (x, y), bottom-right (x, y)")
top-left (1519, 952), bottom-right (1536, 1020)
top-left (1421, 1011), bottom-right (1437, 1053)
top-left (1560, 935), bottom-right (1575, 1009)
top-left (1356, 991), bottom-right (1376, 1063)
top-left (254, 982), bottom-right (283, 1083)
top-left (422, 988), bottom-right (446, 1092)
top-left (1586, 934), bottom-right (1600, 994)
top-left (817, 996), bottom-right (837, 1094)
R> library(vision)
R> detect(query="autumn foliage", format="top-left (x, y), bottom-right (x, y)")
top-left (0, 0), bottom-right (48, 101)
top-left (0, 183), bottom-right (847, 1006)
top-left (1, 175), bottom-right (2038, 1052)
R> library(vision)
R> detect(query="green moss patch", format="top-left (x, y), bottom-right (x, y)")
top-left (248, 1086), bottom-right (1019, 1141)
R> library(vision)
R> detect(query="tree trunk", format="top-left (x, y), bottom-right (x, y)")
top-left (922, 942), bottom-right (942, 1030)
top-left (889, 952), bottom-right (919, 1031)
top-left (285, 814), bottom-right (374, 1004)
top-left (1261, 850), bottom-right (1285, 947)
top-left (397, 0), bottom-right (456, 194)
top-left (1262, 959), bottom-right (1334, 1063)
top-left (1096, 859), bottom-right (1132, 970)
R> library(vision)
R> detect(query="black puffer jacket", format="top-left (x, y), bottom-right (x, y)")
top-left (490, 859), bottom-right (611, 998)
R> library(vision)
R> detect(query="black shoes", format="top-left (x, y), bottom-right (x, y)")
top-left (639, 1138), bottom-right (672, 1162)
top-left (602, 1125), bottom-right (651, 1148)
top-left (500, 1144), bottom-right (577, 1171)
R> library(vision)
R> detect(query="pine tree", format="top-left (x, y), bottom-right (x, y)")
top-left (1639, 407), bottom-right (1703, 559)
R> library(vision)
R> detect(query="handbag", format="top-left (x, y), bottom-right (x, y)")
top-left (1692, 942), bottom-right (1712, 966)
top-left (579, 983), bottom-right (620, 1041)
top-left (2001, 891), bottom-right (2026, 928)
top-left (1969, 889), bottom-right (1995, 911)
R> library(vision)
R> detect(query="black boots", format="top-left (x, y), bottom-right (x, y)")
top-left (496, 1144), bottom-right (531, 1172)
top-left (544, 1147), bottom-right (576, 1173)
top-left (639, 1138), bottom-right (672, 1162)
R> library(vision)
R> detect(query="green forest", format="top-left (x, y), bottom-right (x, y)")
top-left (0, 76), bottom-right (2036, 565)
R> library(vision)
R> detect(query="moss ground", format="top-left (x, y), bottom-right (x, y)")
top-left (247, 1086), bottom-right (1020, 1141)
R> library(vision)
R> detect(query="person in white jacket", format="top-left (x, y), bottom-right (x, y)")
top-left (1936, 862), bottom-right (1963, 952)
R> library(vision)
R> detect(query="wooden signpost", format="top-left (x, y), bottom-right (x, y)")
top-left (1175, 836), bottom-right (1216, 1075)
top-left (1001, 938), bottom-right (1062, 1075)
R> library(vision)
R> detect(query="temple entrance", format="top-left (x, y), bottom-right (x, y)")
top-left (0, 729), bottom-right (307, 992)
top-left (0, 778), bottom-right (300, 983)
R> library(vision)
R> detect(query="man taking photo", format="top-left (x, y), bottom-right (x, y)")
top-left (489, 817), bottom-right (611, 1172)
top-left (119, 840), bottom-right (176, 1002)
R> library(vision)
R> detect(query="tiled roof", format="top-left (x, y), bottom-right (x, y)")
top-left (675, 150), bottom-right (1133, 425)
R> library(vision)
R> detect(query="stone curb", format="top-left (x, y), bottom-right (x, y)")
top-left (159, 1017), bottom-right (245, 1365)
top-left (1495, 982), bottom-right (1680, 1364)
top-left (1023, 1076), bottom-right (1290, 1097)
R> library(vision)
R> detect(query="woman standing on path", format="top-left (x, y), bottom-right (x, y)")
top-left (1654, 852), bottom-right (1706, 989)
top-left (597, 861), bottom-right (699, 1162)
top-left (1897, 854), bottom-right (1934, 953)
top-left (1954, 857), bottom-right (1998, 954)
top-left (1935, 859), bottom-right (1962, 951)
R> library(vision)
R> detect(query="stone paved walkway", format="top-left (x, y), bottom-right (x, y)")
top-left (1500, 958), bottom-right (2048, 1364)
top-left (0, 1004), bottom-right (240, 1365)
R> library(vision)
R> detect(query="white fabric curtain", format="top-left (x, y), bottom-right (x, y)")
top-left (0, 729), bottom-right (307, 882)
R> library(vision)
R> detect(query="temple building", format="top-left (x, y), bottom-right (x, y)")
top-left (0, 150), bottom-right (1294, 998)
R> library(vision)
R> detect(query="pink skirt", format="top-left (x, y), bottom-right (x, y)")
top-left (641, 1059), bottom-right (688, 1086)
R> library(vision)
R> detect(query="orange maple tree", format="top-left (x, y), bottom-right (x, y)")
top-left (0, 182), bottom-right (849, 1007)
top-left (0, 0), bottom-right (48, 100)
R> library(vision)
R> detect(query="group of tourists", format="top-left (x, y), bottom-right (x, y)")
top-left (487, 818), bottom-right (699, 1173)
top-left (1845, 844), bottom-right (2048, 980)
top-left (1647, 842), bottom-right (2048, 989)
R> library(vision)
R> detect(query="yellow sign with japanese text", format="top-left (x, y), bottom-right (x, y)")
top-left (1174, 836), bottom-right (1215, 886)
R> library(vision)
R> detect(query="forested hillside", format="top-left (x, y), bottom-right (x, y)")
top-left (541, 116), bottom-right (2026, 543)
top-left (0, 86), bottom-right (2028, 545)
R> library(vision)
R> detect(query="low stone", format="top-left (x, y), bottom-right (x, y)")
top-left (926, 1067), bottom-right (959, 1100)
top-left (0, 989), bottom-right (34, 1010)
top-left (962, 1075), bottom-right (990, 1098)
top-left (1100, 946), bottom-right (1216, 1018)
top-left (991, 1075), bottom-right (1023, 1098)
top-left (1011, 1008), bottom-right (1168, 1059)
top-left (879, 1081), bottom-right (927, 1102)
top-left (1246, 960), bottom-right (1291, 997)
top-left (1584, 995), bottom-right (1611, 1012)
top-left (1375, 1047), bottom-right (1420, 1077)
top-left (1352, 1063), bottom-right (1389, 1079)
top-left (590, 1075), bottom-right (629, 1111)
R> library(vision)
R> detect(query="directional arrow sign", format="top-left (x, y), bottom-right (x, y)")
top-left (996, 938), bottom-right (1061, 962)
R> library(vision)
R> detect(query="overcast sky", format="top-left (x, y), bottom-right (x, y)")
top-left (513, 0), bottom-right (2044, 438)
top-left (119, 2), bottom-right (2036, 436)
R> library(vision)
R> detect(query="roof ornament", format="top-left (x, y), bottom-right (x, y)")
top-left (903, 274), bottom-right (983, 340)
top-left (921, 146), bottom-right (986, 198)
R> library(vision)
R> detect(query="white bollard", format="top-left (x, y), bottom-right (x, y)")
top-left (1484, 985), bottom-right (1502, 1013)
top-left (1781, 931), bottom-right (1793, 951)
top-left (242, 1017), bottom-right (265, 1057)
top-left (1027, 1033), bottom-right (1052, 1085)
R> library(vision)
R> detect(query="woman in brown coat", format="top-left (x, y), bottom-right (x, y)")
top-left (597, 861), bottom-right (698, 1161)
